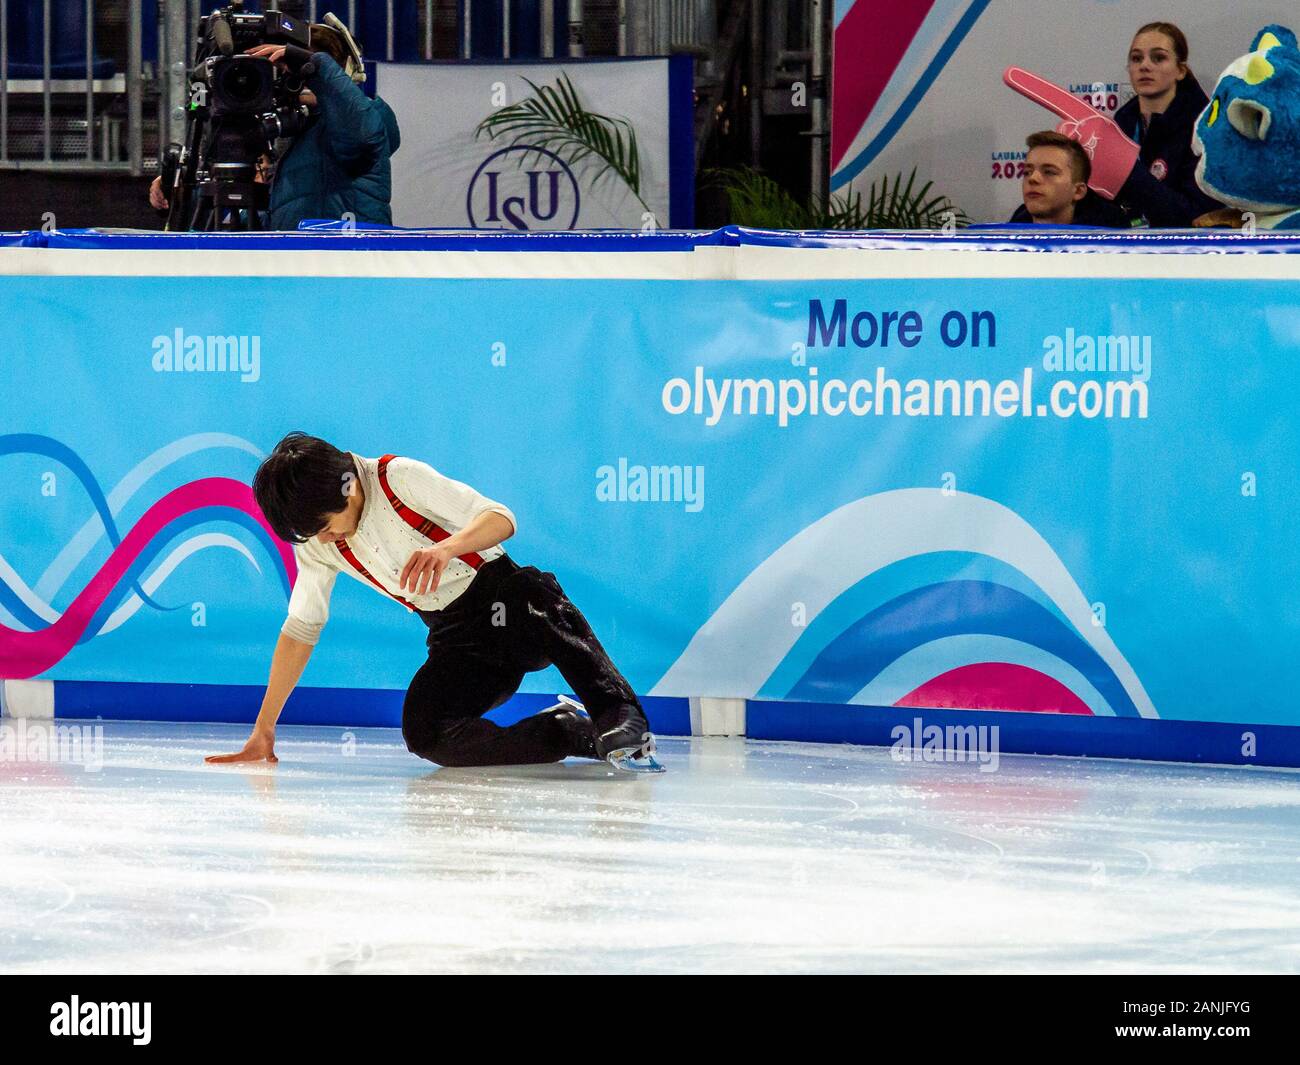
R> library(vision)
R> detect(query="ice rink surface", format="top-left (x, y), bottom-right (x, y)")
top-left (2, 718), bottom-right (1299, 974)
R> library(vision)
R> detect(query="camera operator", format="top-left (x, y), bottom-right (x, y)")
top-left (150, 22), bottom-right (400, 230)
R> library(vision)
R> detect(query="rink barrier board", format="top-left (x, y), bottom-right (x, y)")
top-left (16, 223), bottom-right (1300, 253)
top-left (33, 683), bottom-right (1300, 769)
top-left (50, 680), bottom-right (694, 738)
top-left (3, 226), bottom-right (1299, 768)
top-left (746, 702), bottom-right (1300, 771)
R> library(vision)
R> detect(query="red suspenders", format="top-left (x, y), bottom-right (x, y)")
top-left (333, 454), bottom-right (487, 612)
top-left (376, 455), bottom-right (487, 569)
top-left (333, 537), bottom-right (415, 610)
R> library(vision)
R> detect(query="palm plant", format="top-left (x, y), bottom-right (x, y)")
top-left (475, 72), bottom-right (653, 219)
top-left (707, 166), bottom-right (968, 231)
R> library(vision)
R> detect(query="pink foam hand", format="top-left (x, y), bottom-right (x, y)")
top-left (1003, 67), bottom-right (1140, 200)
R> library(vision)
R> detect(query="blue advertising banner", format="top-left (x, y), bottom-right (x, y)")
top-left (1, 229), bottom-right (1297, 761)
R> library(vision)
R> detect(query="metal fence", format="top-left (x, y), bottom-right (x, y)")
top-left (630, 0), bottom-right (714, 60)
top-left (291, 2), bottom-right (712, 61)
top-left (0, 0), bottom-right (143, 172)
top-left (0, 0), bottom-right (717, 176)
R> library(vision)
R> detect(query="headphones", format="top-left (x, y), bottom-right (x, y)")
top-left (322, 12), bottom-right (366, 85)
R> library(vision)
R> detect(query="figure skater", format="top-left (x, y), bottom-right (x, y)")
top-left (205, 432), bottom-right (655, 770)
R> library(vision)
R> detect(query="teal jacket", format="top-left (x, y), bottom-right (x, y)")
top-left (268, 53), bottom-right (401, 230)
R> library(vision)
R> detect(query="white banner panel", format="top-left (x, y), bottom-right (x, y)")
top-left (377, 59), bottom-right (673, 230)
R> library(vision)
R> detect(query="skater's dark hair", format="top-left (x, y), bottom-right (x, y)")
top-left (253, 432), bottom-right (358, 543)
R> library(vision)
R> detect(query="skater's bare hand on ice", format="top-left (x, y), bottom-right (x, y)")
top-left (400, 544), bottom-right (453, 597)
top-left (205, 728), bottom-right (278, 765)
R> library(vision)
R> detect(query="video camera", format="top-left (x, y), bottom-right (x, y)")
top-left (159, 2), bottom-right (317, 231)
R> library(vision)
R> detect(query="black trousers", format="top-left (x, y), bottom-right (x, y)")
top-left (402, 554), bottom-right (647, 767)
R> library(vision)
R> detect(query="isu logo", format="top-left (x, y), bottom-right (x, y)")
top-left (466, 145), bottom-right (581, 230)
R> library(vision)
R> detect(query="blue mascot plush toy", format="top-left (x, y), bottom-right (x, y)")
top-left (1193, 25), bottom-right (1300, 229)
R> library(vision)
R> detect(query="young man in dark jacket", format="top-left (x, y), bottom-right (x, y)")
top-left (1009, 131), bottom-right (1128, 227)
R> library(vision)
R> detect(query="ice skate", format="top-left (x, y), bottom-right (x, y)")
top-left (603, 730), bottom-right (666, 774)
top-left (554, 696), bottom-right (666, 773)
top-left (598, 709), bottom-right (666, 774)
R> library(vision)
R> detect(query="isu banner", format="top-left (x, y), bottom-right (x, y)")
top-left (374, 57), bottom-right (693, 229)
top-left (830, 0), bottom-right (1287, 222)
top-left (0, 230), bottom-right (1297, 761)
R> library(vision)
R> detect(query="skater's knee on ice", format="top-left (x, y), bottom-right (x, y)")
top-left (403, 727), bottom-right (463, 767)
top-left (401, 714), bottom-right (443, 763)
top-left (402, 728), bottom-right (435, 763)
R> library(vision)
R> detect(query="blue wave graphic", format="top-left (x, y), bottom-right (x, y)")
top-left (758, 550), bottom-right (1072, 699)
top-left (78, 509), bottom-right (292, 644)
top-left (0, 434), bottom-right (175, 617)
top-left (786, 579), bottom-right (1138, 716)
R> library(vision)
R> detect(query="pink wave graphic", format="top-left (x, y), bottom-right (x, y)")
top-left (0, 478), bottom-right (295, 679)
top-left (895, 662), bottom-right (1094, 715)
top-left (831, 0), bottom-right (935, 171)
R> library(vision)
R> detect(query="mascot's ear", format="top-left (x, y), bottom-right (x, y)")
top-left (1250, 24), bottom-right (1297, 53)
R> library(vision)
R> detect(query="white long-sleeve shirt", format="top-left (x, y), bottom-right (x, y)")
top-left (281, 452), bottom-right (517, 646)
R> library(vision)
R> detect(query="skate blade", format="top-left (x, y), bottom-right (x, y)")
top-left (556, 694), bottom-right (588, 716)
top-left (539, 694), bottom-right (590, 718)
top-left (605, 748), bottom-right (667, 774)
